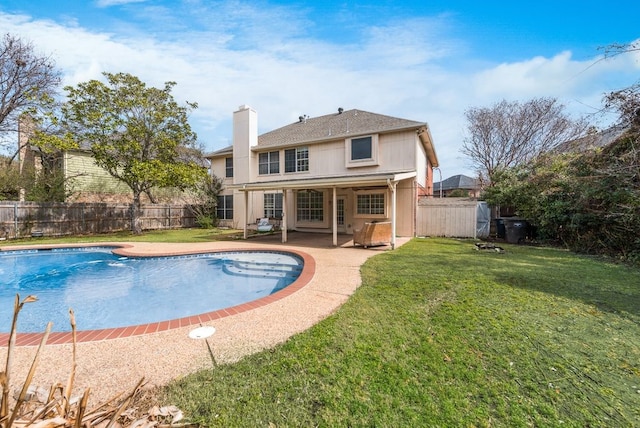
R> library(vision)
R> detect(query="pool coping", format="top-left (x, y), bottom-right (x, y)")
top-left (0, 243), bottom-right (316, 346)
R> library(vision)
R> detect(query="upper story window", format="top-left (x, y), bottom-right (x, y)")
top-left (285, 147), bottom-right (309, 173)
top-left (225, 157), bottom-right (233, 178)
top-left (351, 137), bottom-right (372, 160)
top-left (345, 134), bottom-right (379, 168)
top-left (259, 151), bottom-right (279, 175)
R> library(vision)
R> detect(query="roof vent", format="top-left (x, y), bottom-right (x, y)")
top-left (338, 107), bottom-right (344, 114)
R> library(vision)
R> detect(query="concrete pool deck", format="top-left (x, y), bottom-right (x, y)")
top-left (0, 232), bottom-right (408, 405)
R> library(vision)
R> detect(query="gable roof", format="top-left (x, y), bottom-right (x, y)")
top-left (257, 108), bottom-right (426, 148)
top-left (434, 174), bottom-right (479, 191)
top-left (206, 107), bottom-right (438, 167)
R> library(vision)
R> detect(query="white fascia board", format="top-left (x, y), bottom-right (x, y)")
top-left (230, 171), bottom-right (417, 191)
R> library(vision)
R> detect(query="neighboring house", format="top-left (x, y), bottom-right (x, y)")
top-left (553, 125), bottom-right (627, 154)
top-left (432, 174), bottom-right (481, 198)
top-left (61, 147), bottom-right (132, 202)
top-left (17, 117), bottom-right (127, 202)
top-left (207, 105), bottom-right (439, 248)
top-left (17, 119), bottom-right (200, 203)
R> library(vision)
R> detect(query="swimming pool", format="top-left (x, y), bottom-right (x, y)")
top-left (0, 246), bottom-right (304, 334)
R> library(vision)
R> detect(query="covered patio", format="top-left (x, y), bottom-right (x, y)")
top-left (234, 171), bottom-right (418, 249)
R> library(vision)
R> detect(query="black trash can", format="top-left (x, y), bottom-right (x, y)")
top-left (494, 218), bottom-right (506, 239)
top-left (504, 218), bottom-right (527, 244)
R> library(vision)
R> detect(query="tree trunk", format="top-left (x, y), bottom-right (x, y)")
top-left (132, 191), bottom-right (143, 234)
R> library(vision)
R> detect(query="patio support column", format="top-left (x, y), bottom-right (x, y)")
top-left (332, 186), bottom-right (337, 246)
top-left (389, 180), bottom-right (397, 250)
top-left (243, 190), bottom-right (249, 239)
top-left (282, 189), bottom-right (288, 243)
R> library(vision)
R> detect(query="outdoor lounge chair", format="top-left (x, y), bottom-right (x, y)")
top-left (257, 218), bottom-right (274, 232)
top-left (353, 221), bottom-right (392, 248)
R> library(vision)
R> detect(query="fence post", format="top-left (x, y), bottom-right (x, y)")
top-left (14, 202), bottom-right (18, 239)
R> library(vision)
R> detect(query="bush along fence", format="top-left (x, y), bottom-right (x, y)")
top-left (0, 201), bottom-right (198, 240)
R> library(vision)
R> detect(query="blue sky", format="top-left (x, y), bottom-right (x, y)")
top-left (1, 0), bottom-right (638, 177)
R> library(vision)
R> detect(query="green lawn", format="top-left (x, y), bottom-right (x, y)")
top-left (157, 237), bottom-right (640, 427)
top-left (0, 228), bottom-right (241, 245)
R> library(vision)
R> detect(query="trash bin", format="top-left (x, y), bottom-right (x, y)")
top-left (504, 218), bottom-right (527, 244)
top-left (494, 218), bottom-right (506, 239)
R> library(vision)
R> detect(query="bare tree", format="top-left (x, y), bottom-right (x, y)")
top-left (604, 83), bottom-right (640, 129)
top-left (0, 33), bottom-right (60, 155)
top-left (600, 41), bottom-right (640, 129)
top-left (602, 40), bottom-right (640, 59)
top-left (461, 98), bottom-right (587, 186)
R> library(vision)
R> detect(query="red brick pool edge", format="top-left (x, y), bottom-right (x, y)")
top-left (0, 244), bottom-right (316, 346)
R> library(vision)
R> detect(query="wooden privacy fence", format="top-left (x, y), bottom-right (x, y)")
top-left (0, 201), bottom-right (198, 239)
top-left (417, 198), bottom-right (490, 239)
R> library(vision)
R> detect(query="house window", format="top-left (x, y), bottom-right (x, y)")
top-left (216, 195), bottom-right (233, 220)
top-left (264, 193), bottom-right (283, 218)
top-left (351, 137), bottom-right (372, 160)
top-left (259, 151), bottom-right (279, 175)
top-left (285, 147), bottom-right (309, 173)
top-left (345, 134), bottom-right (379, 167)
top-left (356, 193), bottom-right (385, 216)
top-left (225, 157), bottom-right (233, 178)
top-left (296, 190), bottom-right (324, 222)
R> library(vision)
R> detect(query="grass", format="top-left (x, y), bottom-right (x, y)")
top-left (0, 228), bottom-right (241, 245)
top-left (155, 237), bottom-right (640, 427)
top-left (3, 232), bottom-right (638, 426)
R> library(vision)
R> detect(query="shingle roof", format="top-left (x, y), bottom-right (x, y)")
top-left (257, 108), bottom-right (426, 148)
top-left (434, 174), bottom-right (479, 191)
top-left (208, 145), bottom-right (233, 156)
top-left (553, 126), bottom-right (627, 154)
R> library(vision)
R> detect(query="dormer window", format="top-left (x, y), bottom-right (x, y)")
top-left (345, 134), bottom-right (379, 168)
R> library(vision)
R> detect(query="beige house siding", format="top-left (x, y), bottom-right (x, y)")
top-left (248, 130), bottom-right (421, 183)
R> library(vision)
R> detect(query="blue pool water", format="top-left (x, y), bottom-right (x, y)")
top-left (0, 247), bottom-right (303, 333)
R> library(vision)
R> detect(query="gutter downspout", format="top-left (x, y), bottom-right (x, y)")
top-left (332, 187), bottom-right (338, 246)
top-left (387, 179), bottom-right (397, 250)
top-left (282, 188), bottom-right (288, 243)
top-left (243, 185), bottom-right (248, 240)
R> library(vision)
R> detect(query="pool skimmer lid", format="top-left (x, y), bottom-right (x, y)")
top-left (188, 326), bottom-right (216, 339)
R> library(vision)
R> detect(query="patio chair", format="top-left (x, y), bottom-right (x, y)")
top-left (257, 218), bottom-right (274, 232)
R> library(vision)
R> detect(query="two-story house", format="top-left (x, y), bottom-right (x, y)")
top-left (207, 105), bottom-right (438, 248)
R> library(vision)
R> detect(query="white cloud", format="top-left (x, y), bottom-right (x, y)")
top-left (1, 8), bottom-right (638, 178)
top-left (95, 0), bottom-right (148, 7)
